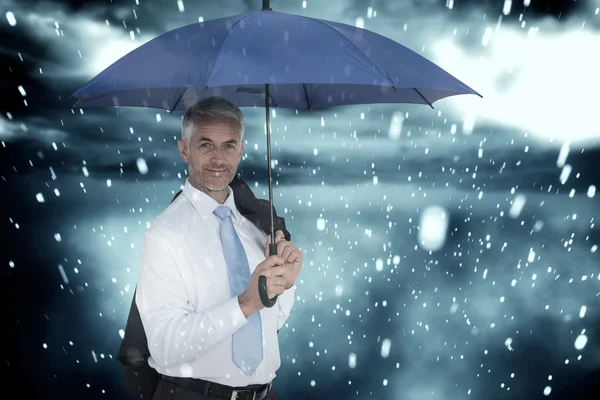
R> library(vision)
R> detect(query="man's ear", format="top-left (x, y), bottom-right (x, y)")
top-left (177, 139), bottom-right (189, 162)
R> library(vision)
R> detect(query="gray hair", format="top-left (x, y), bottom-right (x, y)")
top-left (181, 97), bottom-right (245, 148)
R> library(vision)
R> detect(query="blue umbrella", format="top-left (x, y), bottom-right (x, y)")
top-left (73, 0), bottom-right (481, 307)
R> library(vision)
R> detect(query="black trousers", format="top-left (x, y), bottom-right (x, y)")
top-left (152, 378), bottom-right (280, 400)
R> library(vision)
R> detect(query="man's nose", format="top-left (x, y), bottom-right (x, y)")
top-left (209, 147), bottom-right (227, 162)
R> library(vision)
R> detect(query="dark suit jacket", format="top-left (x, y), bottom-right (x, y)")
top-left (117, 174), bottom-right (290, 399)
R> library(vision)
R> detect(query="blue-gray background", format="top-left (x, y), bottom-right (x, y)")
top-left (2, 0), bottom-right (599, 399)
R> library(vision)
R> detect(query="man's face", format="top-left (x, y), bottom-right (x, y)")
top-left (178, 117), bottom-right (244, 195)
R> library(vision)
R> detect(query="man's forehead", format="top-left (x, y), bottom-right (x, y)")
top-left (195, 115), bottom-right (239, 126)
top-left (192, 129), bottom-right (241, 142)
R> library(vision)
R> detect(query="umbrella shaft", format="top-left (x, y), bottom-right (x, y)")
top-left (262, 83), bottom-right (278, 309)
top-left (265, 83), bottom-right (276, 250)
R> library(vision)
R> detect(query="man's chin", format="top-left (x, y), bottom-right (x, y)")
top-left (205, 184), bottom-right (228, 191)
top-left (203, 178), bottom-right (230, 192)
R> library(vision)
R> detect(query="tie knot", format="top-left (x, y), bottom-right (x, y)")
top-left (213, 205), bottom-right (233, 221)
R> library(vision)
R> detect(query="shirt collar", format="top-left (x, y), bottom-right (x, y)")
top-left (182, 178), bottom-right (242, 221)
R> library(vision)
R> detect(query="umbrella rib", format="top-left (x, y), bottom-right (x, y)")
top-left (412, 88), bottom-right (434, 109)
top-left (204, 14), bottom-right (251, 88)
top-left (298, 16), bottom-right (395, 87)
top-left (302, 84), bottom-right (311, 111)
top-left (169, 88), bottom-right (188, 113)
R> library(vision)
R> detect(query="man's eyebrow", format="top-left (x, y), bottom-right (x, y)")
top-left (196, 136), bottom-right (239, 144)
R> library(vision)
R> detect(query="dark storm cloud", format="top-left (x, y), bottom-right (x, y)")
top-left (441, 0), bottom-right (586, 19)
top-left (0, 135), bottom-right (173, 181)
top-left (343, 0), bottom-right (589, 20)
top-left (1, 1), bottom-right (126, 115)
top-left (264, 143), bottom-right (600, 196)
top-left (5, 100), bottom-right (597, 197)
top-left (0, 25), bottom-right (53, 115)
top-left (5, 0), bottom-right (594, 161)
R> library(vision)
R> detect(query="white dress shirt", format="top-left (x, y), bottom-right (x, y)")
top-left (136, 178), bottom-right (295, 386)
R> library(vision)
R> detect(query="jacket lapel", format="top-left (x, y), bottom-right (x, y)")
top-left (230, 173), bottom-right (291, 241)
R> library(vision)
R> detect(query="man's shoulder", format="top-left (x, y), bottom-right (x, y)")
top-left (146, 192), bottom-right (195, 236)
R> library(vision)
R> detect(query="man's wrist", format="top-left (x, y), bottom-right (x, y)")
top-left (237, 295), bottom-right (254, 318)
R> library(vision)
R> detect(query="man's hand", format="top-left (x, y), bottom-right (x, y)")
top-left (238, 255), bottom-right (286, 317)
top-left (264, 230), bottom-right (303, 290)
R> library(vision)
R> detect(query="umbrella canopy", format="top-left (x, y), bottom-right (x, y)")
top-left (72, 8), bottom-right (480, 111)
top-left (72, 2), bottom-right (481, 307)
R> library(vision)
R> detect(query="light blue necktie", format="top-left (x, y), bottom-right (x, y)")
top-left (213, 205), bottom-right (263, 375)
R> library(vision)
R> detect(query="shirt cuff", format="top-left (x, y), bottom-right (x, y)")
top-left (206, 296), bottom-right (249, 335)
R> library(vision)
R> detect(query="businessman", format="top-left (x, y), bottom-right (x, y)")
top-left (136, 96), bottom-right (302, 400)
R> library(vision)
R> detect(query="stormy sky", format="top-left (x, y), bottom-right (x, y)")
top-left (2, 1), bottom-right (599, 400)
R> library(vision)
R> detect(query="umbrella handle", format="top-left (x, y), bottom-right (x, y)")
top-left (259, 243), bottom-right (278, 308)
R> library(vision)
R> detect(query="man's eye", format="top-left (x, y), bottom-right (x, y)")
top-left (200, 143), bottom-right (210, 147)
